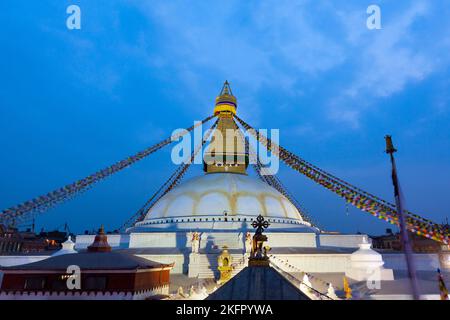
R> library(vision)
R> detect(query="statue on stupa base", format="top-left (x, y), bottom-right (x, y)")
top-left (245, 232), bottom-right (252, 254)
top-left (191, 231), bottom-right (200, 254)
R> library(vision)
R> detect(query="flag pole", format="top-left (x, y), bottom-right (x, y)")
top-left (385, 135), bottom-right (420, 300)
top-left (437, 268), bottom-right (449, 300)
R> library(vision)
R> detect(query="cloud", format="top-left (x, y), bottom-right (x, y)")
top-left (327, 1), bottom-right (449, 127)
top-left (328, 107), bottom-right (361, 130)
top-left (130, 1), bottom-right (345, 93)
top-left (125, 1), bottom-right (449, 130)
top-left (40, 24), bottom-right (121, 94)
top-left (346, 2), bottom-right (433, 98)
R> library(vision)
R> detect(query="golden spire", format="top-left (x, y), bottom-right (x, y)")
top-left (204, 81), bottom-right (248, 174)
top-left (214, 80), bottom-right (237, 115)
top-left (220, 80), bottom-right (232, 95)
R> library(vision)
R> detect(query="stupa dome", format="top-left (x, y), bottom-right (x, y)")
top-left (141, 173), bottom-right (304, 222)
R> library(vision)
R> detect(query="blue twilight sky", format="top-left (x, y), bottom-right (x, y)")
top-left (0, 1), bottom-right (449, 235)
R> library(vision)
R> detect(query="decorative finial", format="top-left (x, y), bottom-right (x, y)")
top-left (249, 215), bottom-right (270, 266)
top-left (385, 135), bottom-right (397, 154)
top-left (87, 224), bottom-right (112, 253)
top-left (220, 80), bottom-right (232, 96)
top-left (214, 81), bottom-right (237, 115)
top-left (251, 215), bottom-right (270, 235)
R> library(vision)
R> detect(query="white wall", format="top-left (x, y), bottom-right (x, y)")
top-left (382, 253), bottom-right (440, 271)
top-left (75, 234), bottom-right (130, 250)
top-left (318, 234), bottom-right (367, 248)
top-left (129, 232), bottom-right (318, 250)
top-left (129, 233), bottom-right (188, 249)
top-left (267, 233), bottom-right (317, 248)
top-left (76, 231), bottom-right (368, 251)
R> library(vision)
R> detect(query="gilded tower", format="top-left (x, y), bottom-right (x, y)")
top-left (203, 81), bottom-right (248, 174)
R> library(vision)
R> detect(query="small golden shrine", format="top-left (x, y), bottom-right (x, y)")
top-left (217, 246), bottom-right (233, 284)
top-left (249, 215), bottom-right (271, 267)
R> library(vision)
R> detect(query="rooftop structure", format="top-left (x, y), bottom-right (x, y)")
top-left (0, 227), bottom-right (173, 300)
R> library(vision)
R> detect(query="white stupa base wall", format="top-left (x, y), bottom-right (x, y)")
top-left (382, 253), bottom-right (441, 271)
top-left (125, 232), bottom-right (367, 250)
top-left (188, 253), bottom-right (201, 278)
top-left (74, 234), bottom-right (130, 250)
top-left (346, 267), bottom-right (394, 281)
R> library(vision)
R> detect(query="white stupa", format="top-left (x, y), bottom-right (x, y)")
top-left (345, 236), bottom-right (394, 281)
top-left (132, 172), bottom-right (315, 233)
top-left (52, 236), bottom-right (77, 257)
top-left (73, 83), bottom-right (381, 281)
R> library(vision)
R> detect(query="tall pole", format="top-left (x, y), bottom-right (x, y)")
top-left (385, 135), bottom-right (420, 300)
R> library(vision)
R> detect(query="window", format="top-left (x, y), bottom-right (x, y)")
top-left (24, 277), bottom-right (46, 290)
top-left (84, 276), bottom-right (107, 290)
